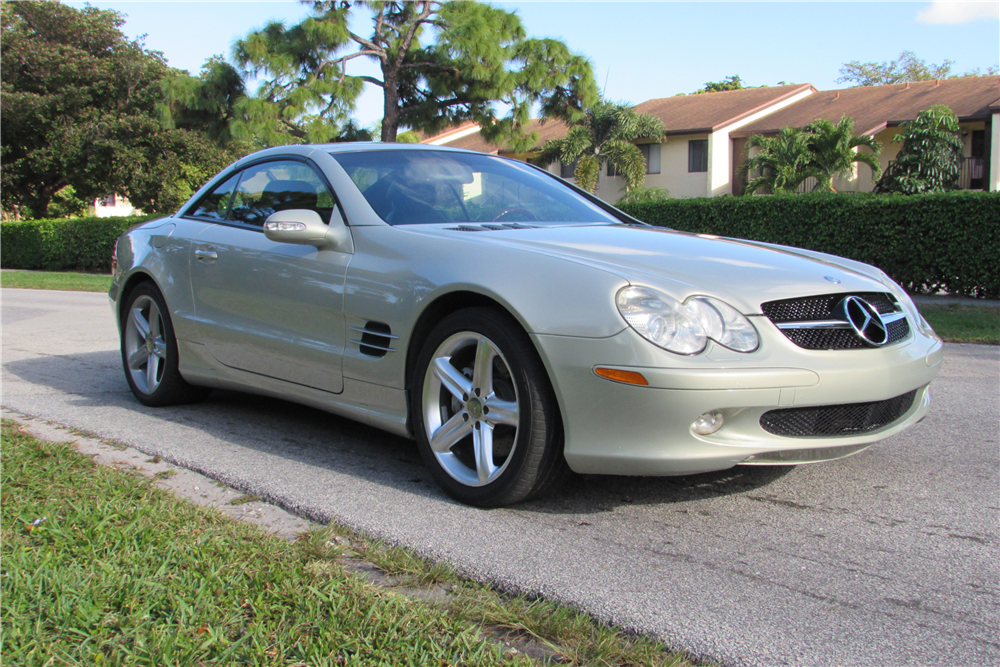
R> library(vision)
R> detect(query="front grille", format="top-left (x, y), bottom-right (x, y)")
top-left (762, 292), bottom-right (897, 322)
top-left (763, 292), bottom-right (910, 350)
top-left (781, 318), bottom-right (910, 350)
top-left (782, 328), bottom-right (869, 350)
top-left (760, 389), bottom-right (918, 437)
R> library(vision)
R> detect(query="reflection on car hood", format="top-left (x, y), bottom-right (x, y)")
top-left (417, 223), bottom-right (889, 313)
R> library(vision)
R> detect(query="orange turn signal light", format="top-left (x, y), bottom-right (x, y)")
top-left (594, 367), bottom-right (649, 386)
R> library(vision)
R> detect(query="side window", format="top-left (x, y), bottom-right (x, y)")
top-left (189, 173), bottom-right (240, 220)
top-left (641, 143), bottom-right (661, 174)
top-left (607, 144), bottom-right (660, 177)
top-left (688, 139), bottom-right (708, 173)
top-left (228, 160), bottom-right (336, 227)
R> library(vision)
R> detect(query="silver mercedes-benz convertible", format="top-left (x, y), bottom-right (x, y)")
top-left (111, 143), bottom-right (943, 506)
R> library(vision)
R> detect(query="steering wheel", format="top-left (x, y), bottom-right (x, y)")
top-left (490, 207), bottom-right (538, 223)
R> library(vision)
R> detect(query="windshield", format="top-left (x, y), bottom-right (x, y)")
top-left (330, 150), bottom-right (623, 226)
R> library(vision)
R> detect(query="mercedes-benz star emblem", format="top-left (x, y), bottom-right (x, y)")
top-left (837, 296), bottom-right (888, 346)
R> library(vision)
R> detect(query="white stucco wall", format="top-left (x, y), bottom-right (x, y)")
top-left (654, 134), bottom-right (709, 198)
top-left (707, 130), bottom-right (730, 196)
top-left (710, 86), bottom-right (816, 195)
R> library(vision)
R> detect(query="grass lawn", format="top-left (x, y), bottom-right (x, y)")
top-left (0, 422), bottom-right (693, 667)
top-left (2, 269), bottom-right (111, 292)
top-left (917, 304), bottom-right (1000, 345)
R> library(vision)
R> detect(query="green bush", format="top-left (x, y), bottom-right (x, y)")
top-left (619, 191), bottom-right (1000, 298)
top-left (1, 214), bottom-right (160, 273)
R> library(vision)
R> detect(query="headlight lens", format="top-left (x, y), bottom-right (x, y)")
top-left (879, 271), bottom-right (939, 339)
top-left (616, 286), bottom-right (759, 355)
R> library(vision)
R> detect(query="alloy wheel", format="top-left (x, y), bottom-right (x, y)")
top-left (421, 332), bottom-right (520, 487)
top-left (123, 295), bottom-right (167, 395)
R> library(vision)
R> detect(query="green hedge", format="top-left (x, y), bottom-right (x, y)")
top-left (4, 193), bottom-right (999, 297)
top-left (619, 191), bottom-right (1000, 299)
top-left (1, 214), bottom-right (160, 273)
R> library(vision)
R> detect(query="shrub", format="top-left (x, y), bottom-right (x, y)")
top-left (616, 186), bottom-right (671, 206)
top-left (1, 214), bottom-right (160, 273)
top-left (618, 191), bottom-right (1000, 298)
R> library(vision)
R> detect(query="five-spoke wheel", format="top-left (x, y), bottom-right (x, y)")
top-left (412, 308), bottom-right (567, 506)
top-left (120, 282), bottom-right (209, 406)
top-left (422, 331), bottom-right (521, 487)
top-left (124, 293), bottom-right (168, 396)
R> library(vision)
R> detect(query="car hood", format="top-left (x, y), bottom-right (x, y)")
top-left (413, 223), bottom-right (890, 314)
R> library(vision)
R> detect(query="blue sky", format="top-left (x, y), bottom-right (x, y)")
top-left (69, 1), bottom-right (1000, 129)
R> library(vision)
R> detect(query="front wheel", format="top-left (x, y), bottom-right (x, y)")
top-left (120, 282), bottom-right (209, 407)
top-left (411, 308), bottom-right (567, 507)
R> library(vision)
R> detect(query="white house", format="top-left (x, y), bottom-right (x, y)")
top-left (423, 76), bottom-right (1000, 200)
top-left (89, 193), bottom-right (140, 217)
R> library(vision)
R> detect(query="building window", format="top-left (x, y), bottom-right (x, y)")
top-left (608, 144), bottom-right (661, 176)
top-left (560, 159), bottom-right (578, 179)
top-left (641, 143), bottom-right (661, 174)
top-left (688, 139), bottom-right (708, 173)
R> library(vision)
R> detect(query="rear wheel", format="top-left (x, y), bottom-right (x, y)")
top-left (120, 282), bottom-right (209, 406)
top-left (411, 308), bottom-right (567, 507)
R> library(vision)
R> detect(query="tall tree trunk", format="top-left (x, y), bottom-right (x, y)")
top-left (33, 191), bottom-right (54, 220)
top-left (380, 66), bottom-right (399, 143)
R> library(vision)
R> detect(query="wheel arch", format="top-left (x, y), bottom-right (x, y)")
top-left (403, 289), bottom-right (563, 434)
top-left (116, 269), bottom-right (160, 325)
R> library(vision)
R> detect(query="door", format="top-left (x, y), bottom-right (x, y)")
top-left (970, 130), bottom-right (985, 190)
top-left (189, 159), bottom-right (351, 394)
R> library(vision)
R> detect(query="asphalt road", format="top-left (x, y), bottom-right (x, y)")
top-left (2, 288), bottom-right (997, 667)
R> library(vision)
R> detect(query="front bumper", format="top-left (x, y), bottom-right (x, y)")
top-left (531, 319), bottom-right (943, 476)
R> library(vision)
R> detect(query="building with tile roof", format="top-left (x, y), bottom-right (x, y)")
top-left (422, 76), bottom-right (999, 201)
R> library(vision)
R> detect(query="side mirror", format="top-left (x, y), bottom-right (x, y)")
top-left (263, 209), bottom-right (353, 252)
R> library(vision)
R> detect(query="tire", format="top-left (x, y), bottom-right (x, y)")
top-left (120, 282), bottom-right (210, 407)
top-left (410, 307), bottom-right (568, 507)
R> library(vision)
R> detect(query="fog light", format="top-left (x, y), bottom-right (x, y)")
top-left (692, 411), bottom-right (724, 435)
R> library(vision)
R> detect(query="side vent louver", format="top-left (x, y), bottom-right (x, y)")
top-left (350, 322), bottom-right (398, 358)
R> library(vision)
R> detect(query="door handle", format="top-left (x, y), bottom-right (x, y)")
top-left (194, 247), bottom-right (218, 263)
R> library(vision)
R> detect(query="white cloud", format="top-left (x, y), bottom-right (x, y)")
top-left (916, 2), bottom-right (1000, 24)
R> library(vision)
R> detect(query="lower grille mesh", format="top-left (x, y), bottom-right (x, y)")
top-left (760, 389), bottom-right (918, 437)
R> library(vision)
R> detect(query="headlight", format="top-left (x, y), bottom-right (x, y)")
top-left (879, 271), bottom-right (939, 339)
top-left (616, 286), bottom-right (759, 355)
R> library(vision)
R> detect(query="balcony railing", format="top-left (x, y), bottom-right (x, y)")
top-left (958, 157), bottom-right (987, 190)
top-left (882, 157), bottom-right (987, 191)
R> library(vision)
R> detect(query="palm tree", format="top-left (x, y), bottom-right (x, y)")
top-left (532, 100), bottom-right (665, 194)
top-left (741, 127), bottom-right (818, 195)
top-left (803, 117), bottom-right (881, 192)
